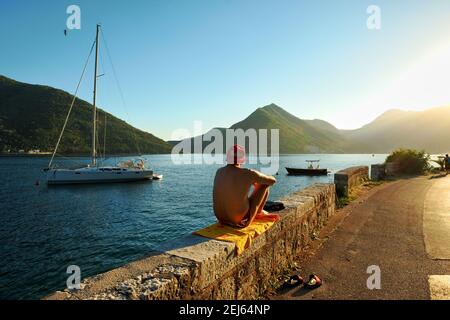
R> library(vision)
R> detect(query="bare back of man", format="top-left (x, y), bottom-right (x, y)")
top-left (213, 164), bottom-right (277, 228)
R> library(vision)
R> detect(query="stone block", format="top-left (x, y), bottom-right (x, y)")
top-left (334, 166), bottom-right (369, 197)
top-left (371, 163), bottom-right (386, 181)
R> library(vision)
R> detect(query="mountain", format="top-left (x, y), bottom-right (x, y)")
top-left (0, 75), bottom-right (172, 154)
top-left (341, 106), bottom-right (450, 153)
top-left (175, 103), bottom-right (450, 155)
top-left (230, 104), bottom-right (356, 153)
top-left (4, 73), bottom-right (449, 155)
top-left (303, 119), bottom-right (341, 135)
top-left (176, 103), bottom-right (359, 154)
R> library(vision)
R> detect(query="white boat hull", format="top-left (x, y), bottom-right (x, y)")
top-left (46, 167), bottom-right (154, 185)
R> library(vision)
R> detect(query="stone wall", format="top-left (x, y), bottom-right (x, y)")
top-left (44, 183), bottom-right (336, 300)
top-left (385, 162), bottom-right (400, 176)
top-left (370, 164), bottom-right (386, 181)
top-left (334, 166), bottom-right (369, 197)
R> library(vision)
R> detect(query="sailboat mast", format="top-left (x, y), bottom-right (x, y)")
top-left (91, 24), bottom-right (100, 166)
top-left (103, 114), bottom-right (107, 161)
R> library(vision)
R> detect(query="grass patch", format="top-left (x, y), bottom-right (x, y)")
top-left (336, 194), bottom-right (356, 208)
top-left (363, 180), bottom-right (384, 187)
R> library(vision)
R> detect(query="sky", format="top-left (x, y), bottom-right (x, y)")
top-left (1, 0), bottom-right (450, 140)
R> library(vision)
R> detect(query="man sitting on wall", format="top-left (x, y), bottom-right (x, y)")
top-left (213, 144), bottom-right (278, 228)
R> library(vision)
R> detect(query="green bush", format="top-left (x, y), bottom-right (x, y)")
top-left (385, 148), bottom-right (430, 174)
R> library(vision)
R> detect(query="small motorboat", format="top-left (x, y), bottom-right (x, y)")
top-left (286, 160), bottom-right (328, 176)
top-left (285, 167), bottom-right (328, 176)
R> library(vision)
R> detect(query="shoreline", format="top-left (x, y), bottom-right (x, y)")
top-left (0, 153), bottom-right (171, 158)
top-left (0, 152), bottom-right (391, 158)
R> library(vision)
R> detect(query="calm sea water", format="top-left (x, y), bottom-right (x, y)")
top-left (0, 154), bottom-right (386, 299)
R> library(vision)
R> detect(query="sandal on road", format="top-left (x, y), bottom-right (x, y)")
top-left (284, 275), bottom-right (304, 287)
top-left (285, 274), bottom-right (304, 287)
top-left (304, 274), bottom-right (322, 289)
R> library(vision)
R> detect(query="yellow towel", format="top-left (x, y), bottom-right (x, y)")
top-left (193, 215), bottom-right (279, 255)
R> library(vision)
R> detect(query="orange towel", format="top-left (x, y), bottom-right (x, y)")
top-left (193, 214), bottom-right (279, 255)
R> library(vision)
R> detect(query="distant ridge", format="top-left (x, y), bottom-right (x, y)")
top-left (0, 75), bottom-right (172, 154)
top-left (176, 103), bottom-right (358, 154)
top-left (341, 106), bottom-right (450, 153)
top-left (3, 74), bottom-right (450, 155)
top-left (175, 103), bottom-right (450, 154)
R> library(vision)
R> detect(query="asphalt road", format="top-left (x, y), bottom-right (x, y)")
top-left (275, 176), bottom-right (450, 300)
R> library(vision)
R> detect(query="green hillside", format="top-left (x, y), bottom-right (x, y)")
top-left (230, 104), bottom-right (354, 153)
top-left (6, 73), bottom-right (447, 156)
top-left (176, 103), bottom-right (358, 154)
top-left (0, 75), bottom-right (172, 154)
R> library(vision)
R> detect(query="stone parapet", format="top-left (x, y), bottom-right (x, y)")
top-left (44, 183), bottom-right (336, 300)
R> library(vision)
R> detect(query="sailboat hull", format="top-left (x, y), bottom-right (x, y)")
top-left (46, 167), bottom-right (154, 185)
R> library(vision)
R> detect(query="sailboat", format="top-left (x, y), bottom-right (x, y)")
top-left (44, 25), bottom-right (154, 185)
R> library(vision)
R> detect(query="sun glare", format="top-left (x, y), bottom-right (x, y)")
top-left (369, 41), bottom-right (450, 113)
top-left (333, 40), bottom-right (450, 130)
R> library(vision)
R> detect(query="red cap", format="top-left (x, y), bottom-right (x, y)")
top-left (226, 144), bottom-right (246, 165)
